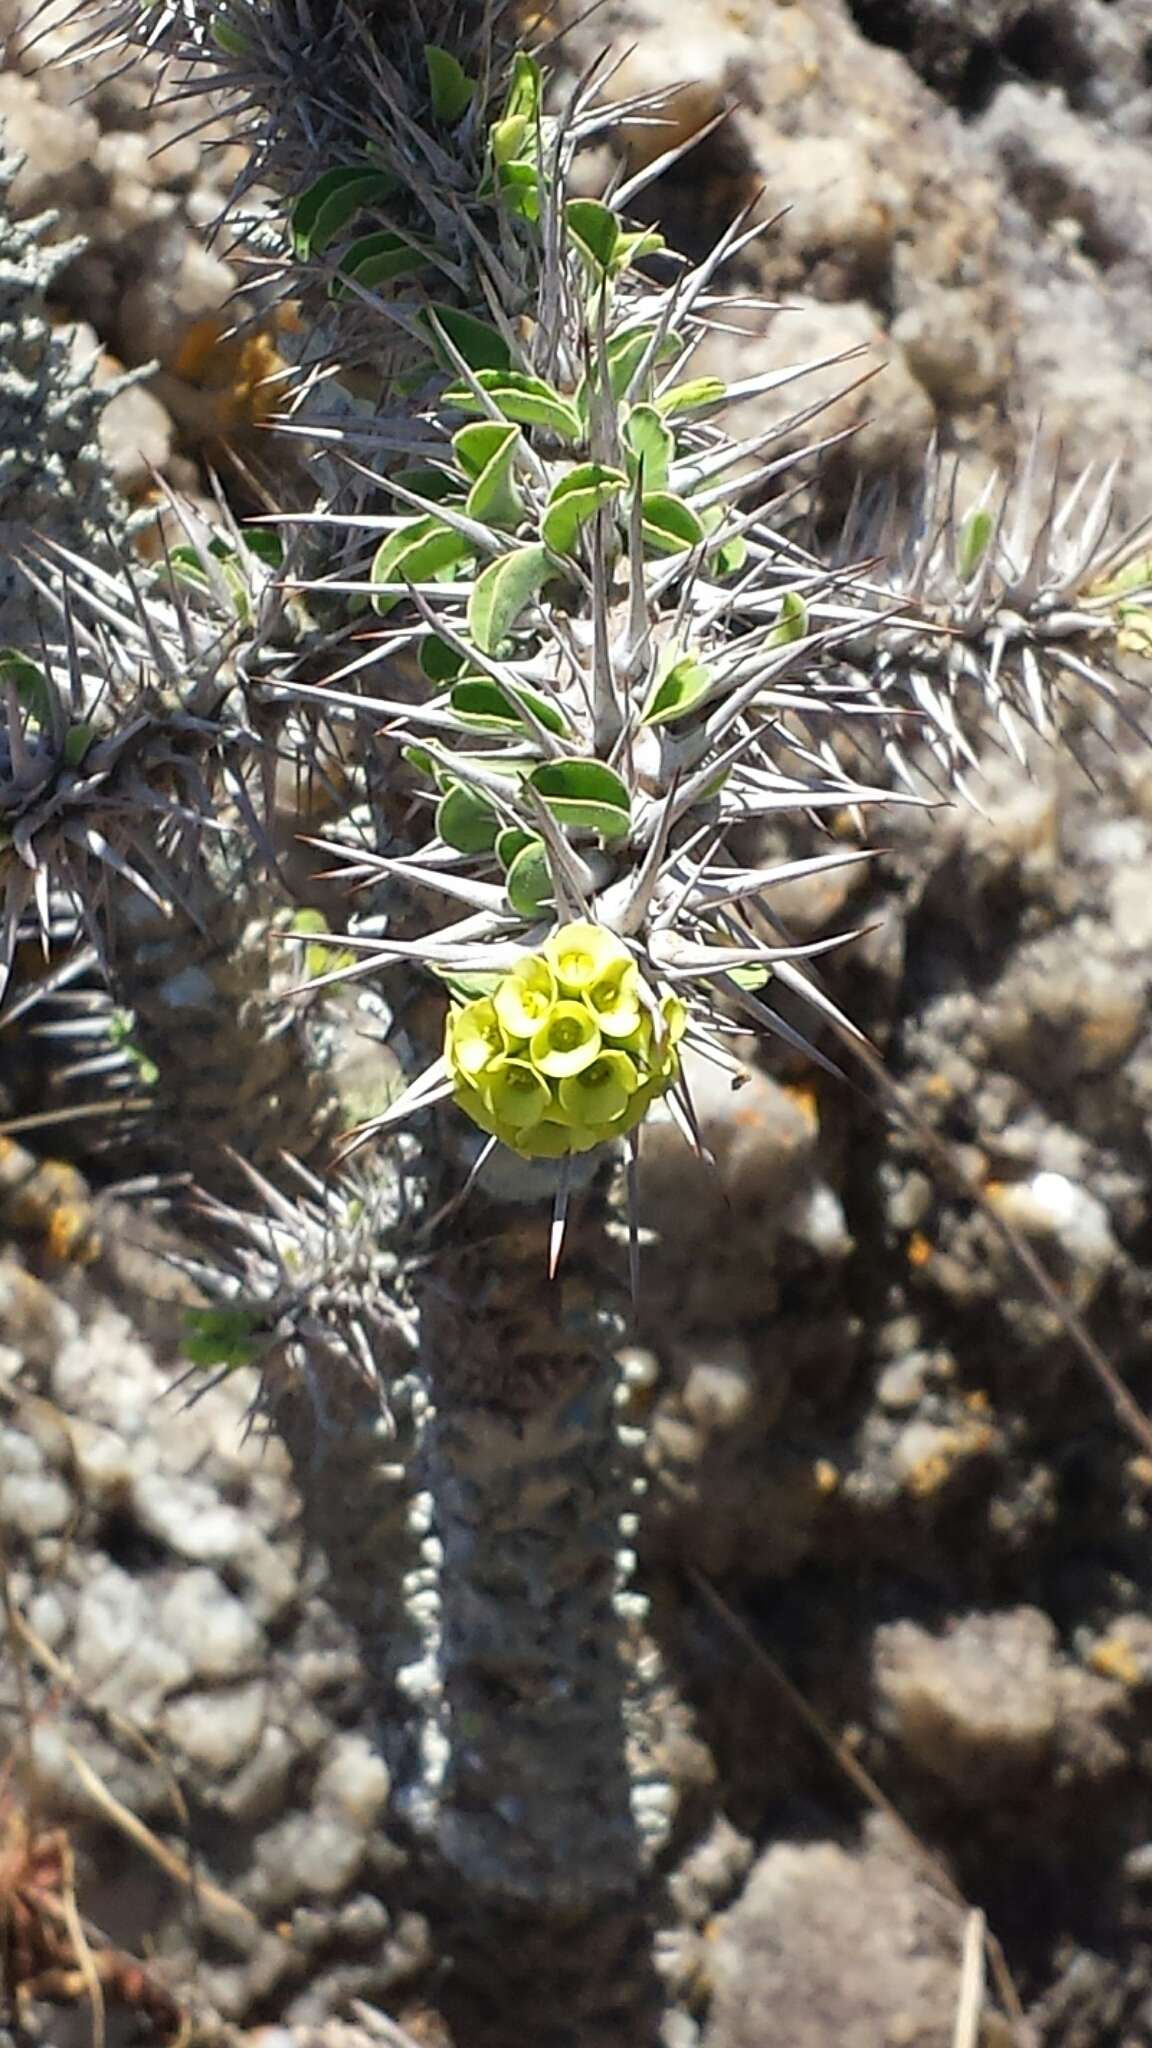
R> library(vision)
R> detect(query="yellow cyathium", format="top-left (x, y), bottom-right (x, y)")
top-left (444, 920), bottom-right (685, 1157)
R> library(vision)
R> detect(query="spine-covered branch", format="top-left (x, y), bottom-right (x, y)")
top-left (5, 0), bottom-right (1152, 2037)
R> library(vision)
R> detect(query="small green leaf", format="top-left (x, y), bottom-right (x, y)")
top-left (958, 507), bottom-right (993, 580)
top-left (62, 723), bottom-right (96, 767)
top-left (505, 837), bottom-right (554, 918)
top-left (614, 226), bottom-right (666, 270)
top-left (452, 422), bottom-right (513, 481)
top-left (423, 306), bottom-right (512, 373)
top-left (541, 463), bottom-right (627, 555)
top-left (655, 376), bottom-right (727, 417)
top-left (566, 198), bottom-right (619, 273)
top-left (290, 908), bottom-right (356, 980)
top-left (468, 544), bottom-right (555, 653)
top-left (496, 159), bottom-right (541, 222)
top-left (711, 532), bottom-right (748, 575)
top-left (183, 1305), bottom-right (262, 1371)
top-left (330, 230), bottom-right (423, 296)
top-left (107, 1009), bottom-right (159, 1086)
top-left (425, 44), bottom-right (475, 123)
top-left (290, 166), bottom-right (396, 259)
top-left (623, 404), bottom-right (673, 490)
top-left (728, 965), bottom-right (771, 991)
top-left (529, 759), bottom-right (632, 839)
top-left (443, 370), bottom-right (582, 442)
top-left (432, 964), bottom-right (504, 999)
top-left (455, 422), bottom-right (524, 527)
top-left (243, 527), bottom-right (285, 568)
top-left (576, 330), bottom-right (677, 420)
top-left (491, 113), bottom-right (531, 166)
top-left (371, 518), bottom-right (474, 616)
top-left (0, 650), bottom-right (51, 721)
top-left (502, 50), bottom-right (541, 124)
top-left (395, 467), bottom-right (461, 508)
top-left (420, 637), bottom-right (467, 683)
top-left (496, 827), bottom-right (534, 870)
top-left (640, 646), bottom-right (714, 727)
top-left (641, 491), bottom-right (706, 555)
top-left (450, 678), bottom-right (567, 736)
top-left (768, 590), bottom-right (808, 645)
top-left (402, 744), bottom-right (437, 778)
top-left (210, 11), bottom-right (249, 55)
top-left (436, 781), bottom-right (500, 853)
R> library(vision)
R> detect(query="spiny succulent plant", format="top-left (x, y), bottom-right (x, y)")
top-left (0, 153), bottom-right (135, 641)
top-left (8, 0), bottom-right (1152, 2037)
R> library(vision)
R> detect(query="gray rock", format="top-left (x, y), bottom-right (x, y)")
top-left (873, 1607), bottom-right (1060, 1793)
top-left (704, 1819), bottom-right (963, 2048)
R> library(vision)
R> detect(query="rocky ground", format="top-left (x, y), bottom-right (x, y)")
top-left (3, 0), bottom-right (1152, 2044)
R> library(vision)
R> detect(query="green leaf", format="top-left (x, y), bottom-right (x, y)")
top-left (623, 403), bottom-right (673, 490)
top-left (491, 113), bottom-right (531, 166)
top-left (529, 758), bottom-right (632, 839)
top-left (243, 527), bottom-right (285, 568)
top-left (496, 827), bottom-right (534, 870)
top-left (290, 166), bottom-right (396, 260)
top-left (210, 11), bottom-right (249, 55)
top-left (576, 330), bottom-right (676, 420)
top-left (614, 226), bottom-right (666, 270)
top-left (505, 837), bottom-right (554, 917)
top-left (450, 678), bottom-right (567, 736)
top-left (183, 1305), bottom-right (262, 1372)
top-left (443, 370), bottom-right (582, 442)
top-left (727, 965), bottom-right (771, 991)
top-left (454, 422), bottom-right (524, 528)
top-left (423, 306), bottom-right (512, 373)
top-left (711, 532), bottom-right (748, 575)
top-left (425, 44), bottom-right (475, 123)
top-left (496, 159), bottom-right (541, 222)
top-left (655, 376), bottom-right (727, 417)
top-left (503, 50), bottom-right (541, 125)
top-left (566, 198), bottom-right (619, 273)
top-left (392, 468), bottom-right (463, 510)
top-left (640, 646), bottom-right (713, 727)
top-left (431, 964), bottom-right (504, 999)
top-left (540, 462), bottom-right (626, 555)
top-left (402, 744), bottom-right (437, 778)
top-left (641, 490), bottom-right (706, 555)
top-left (468, 543), bottom-right (555, 653)
top-left (290, 908), bottom-right (356, 980)
top-left (420, 637), bottom-right (467, 683)
top-left (63, 723), bottom-right (96, 768)
top-left (0, 649), bottom-right (51, 722)
top-left (436, 780), bottom-right (500, 853)
top-left (370, 518), bottom-right (474, 616)
top-left (958, 507), bottom-right (993, 580)
top-left (768, 590), bottom-right (808, 646)
top-left (330, 230), bottom-right (423, 297)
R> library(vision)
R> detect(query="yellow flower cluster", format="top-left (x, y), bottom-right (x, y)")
top-left (444, 921), bottom-right (685, 1158)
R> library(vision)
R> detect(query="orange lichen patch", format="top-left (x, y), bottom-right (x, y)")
top-left (781, 1081), bottom-right (821, 1133)
top-left (922, 1073), bottom-right (953, 1101)
top-left (813, 1458), bottom-right (840, 1495)
top-left (45, 1202), bottom-right (100, 1266)
top-left (1088, 1634), bottom-right (1144, 1689)
top-left (907, 1232), bottom-right (933, 1268)
top-left (902, 1424), bottom-right (995, 1499)
top-left (0, 1143), bottom-right (101, 1268)
top-left (964, 1388), bottom-right (991, 1416)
